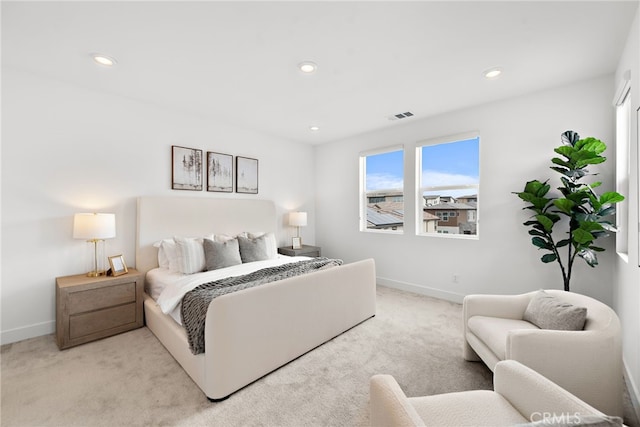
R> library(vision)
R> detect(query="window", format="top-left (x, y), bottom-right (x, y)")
top-left (416, 133), bottom-right (479, 237)
top-left (359, 146), bottom-right (404, 232)
top-left (614, 74), bottom-right (630, 259)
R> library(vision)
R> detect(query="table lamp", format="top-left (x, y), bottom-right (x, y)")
top-left (289, 211), bottom-right (307, 248)
top-left (73, 213), bottom-right (116, 277)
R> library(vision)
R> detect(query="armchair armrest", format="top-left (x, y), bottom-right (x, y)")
top-left (463, 293), bottom-right (533, 322)
top-left (462, 293), bottom-right (533, 361)
top-left (506, 328), bottom-right (623, 416)
top-left (507, 328), bottom-right (619, 365)
top-left (370, 375), bottom-right (425, 427)
top-left (494, 360), bottom-right (605, 420)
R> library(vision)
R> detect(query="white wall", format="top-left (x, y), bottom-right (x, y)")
top-left (614, 7), bottom-right (640, 415)
top-left (1, 68), bottom-right (316, 344)
top-left (315, 75), bottom-right (617, 305)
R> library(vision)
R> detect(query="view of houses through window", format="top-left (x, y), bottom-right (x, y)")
top-left (361, 147), bottom-right (404, 232)
top-left (418, 134), bottom-right (479, 237)
top-left (360, 134), bottom-right (479, 237)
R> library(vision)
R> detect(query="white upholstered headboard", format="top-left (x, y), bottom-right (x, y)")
top-left (136, 196), bottom-right (276, 275)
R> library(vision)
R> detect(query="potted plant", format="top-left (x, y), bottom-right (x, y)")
top-left (515, 130), bottom-right (624, 291)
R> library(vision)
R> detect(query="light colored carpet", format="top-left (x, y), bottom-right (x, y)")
top-left (1, 286), bottom-right (637, 426)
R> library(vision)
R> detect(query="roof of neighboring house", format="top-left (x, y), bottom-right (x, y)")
top-left (367, 202), bottom-right (438, 223)
top-left (423, 211), bottom-right (439, 220)
top-left (425, 202), bottom-right (476, 210)
top-left (370, 201), bottom-right (403, 211)
top-left (366, 190), bottom-right (403, 198)
top-left (366, 207), bottom-right (403, 226)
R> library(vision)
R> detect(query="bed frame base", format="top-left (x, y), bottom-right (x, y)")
top-left (203, 313), bottom-right (375, 402)
top-left (144, 258), bottom-right (376, 400)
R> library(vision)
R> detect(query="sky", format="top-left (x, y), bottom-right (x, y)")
top-left (366, 137), bottom-right (479, 194)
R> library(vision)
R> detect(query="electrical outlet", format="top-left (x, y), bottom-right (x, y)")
top-left (453, 274), bottom-right (459, 283)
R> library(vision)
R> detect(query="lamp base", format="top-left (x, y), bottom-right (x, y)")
top-left (87, 270), bottom-right (106, 277)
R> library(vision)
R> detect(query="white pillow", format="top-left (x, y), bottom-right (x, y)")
top-left (247, 232), bottom-right (277, 259)
top-left (153, 238), bottom-right (178, 271)
top-left (153, 240), bottom-right (169, 269)
top-left (174, 236), bottom-right (206, 274)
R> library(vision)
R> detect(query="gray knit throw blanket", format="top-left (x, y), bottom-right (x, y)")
top-left (181, 257), bottom-right (343, 355)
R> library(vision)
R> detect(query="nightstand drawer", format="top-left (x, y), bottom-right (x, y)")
top-left (68, 282), bottom-right (136, 314)
top-left (69, 302), bottom-right (137, 339)
top-left (56, 269), bottom-right (143, 349)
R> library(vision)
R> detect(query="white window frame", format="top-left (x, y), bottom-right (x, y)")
top-left (359, 145), bottom-right (404, 234)
top-left (613, 72), bottom-right (631, 261)
top-left (415, 132), bottom-right (480, 239)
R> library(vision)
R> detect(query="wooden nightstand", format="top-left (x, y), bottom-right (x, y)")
top-left (278, 245), bottom-right (321, 257)
top-left (56, 269), bottom-right (143, 350)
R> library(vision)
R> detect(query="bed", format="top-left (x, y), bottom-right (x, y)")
top-left (135, 196), bottom-right (376, 401)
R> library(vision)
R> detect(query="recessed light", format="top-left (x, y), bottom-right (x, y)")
top-left (483, 67), bottom-right (502, 79)
top-left (309, 126), bottom-right (320, 131)
top-left (91, 53), bottom-right (117, 67)
top-left (298, 61), bottom-right (317, 74)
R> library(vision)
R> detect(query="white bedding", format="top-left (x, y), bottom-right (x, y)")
top-left (147, 254), bottom-right (312, 324)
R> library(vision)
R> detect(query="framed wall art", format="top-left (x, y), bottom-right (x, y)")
top-left (172, 145), bottom-right (203, 191)
top-left (207, 152), bottom-right (233, 193)
top-left (236, 156), bottom-right (258, 194)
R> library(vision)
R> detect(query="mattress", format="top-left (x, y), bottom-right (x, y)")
top-left (146, 254), bottom-right (312, 325)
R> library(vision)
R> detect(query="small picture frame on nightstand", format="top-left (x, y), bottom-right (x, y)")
top-left (292, 237), bottom-right (302, 249)
top-left (108, 255), bottom-right (128, 276)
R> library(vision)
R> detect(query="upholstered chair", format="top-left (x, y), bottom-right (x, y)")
top-left (370, 360), bottom-right (620, 427)
top-left (463, 290), bottom-right (623, 417)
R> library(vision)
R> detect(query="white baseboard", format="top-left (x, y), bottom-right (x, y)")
top-left (1, 320), bottom-right (54, 345)
top-left (624, 357), bottom-right (640, 423)
top-left (377, 277), bottom-right (465, 304)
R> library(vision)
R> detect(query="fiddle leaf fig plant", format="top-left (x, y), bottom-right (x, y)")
top-left (515, 130), bottom-right (624, 291)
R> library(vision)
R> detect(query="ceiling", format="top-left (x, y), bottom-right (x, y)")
top-left (2, 1), bottom-right (638, 145)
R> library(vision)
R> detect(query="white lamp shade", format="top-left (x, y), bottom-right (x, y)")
top-left (73, 213), bottom-right (116, 240)
top-left (289, 212), bottom-right (307, 227)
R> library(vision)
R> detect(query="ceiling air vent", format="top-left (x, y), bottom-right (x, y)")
top-left (388, 111), bottom-right (414, 121)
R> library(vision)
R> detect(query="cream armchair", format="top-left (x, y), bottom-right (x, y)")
top-left (463, 290), bottom-right (622, 416)
top-left (370, 360), bottom-right (618, 427)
